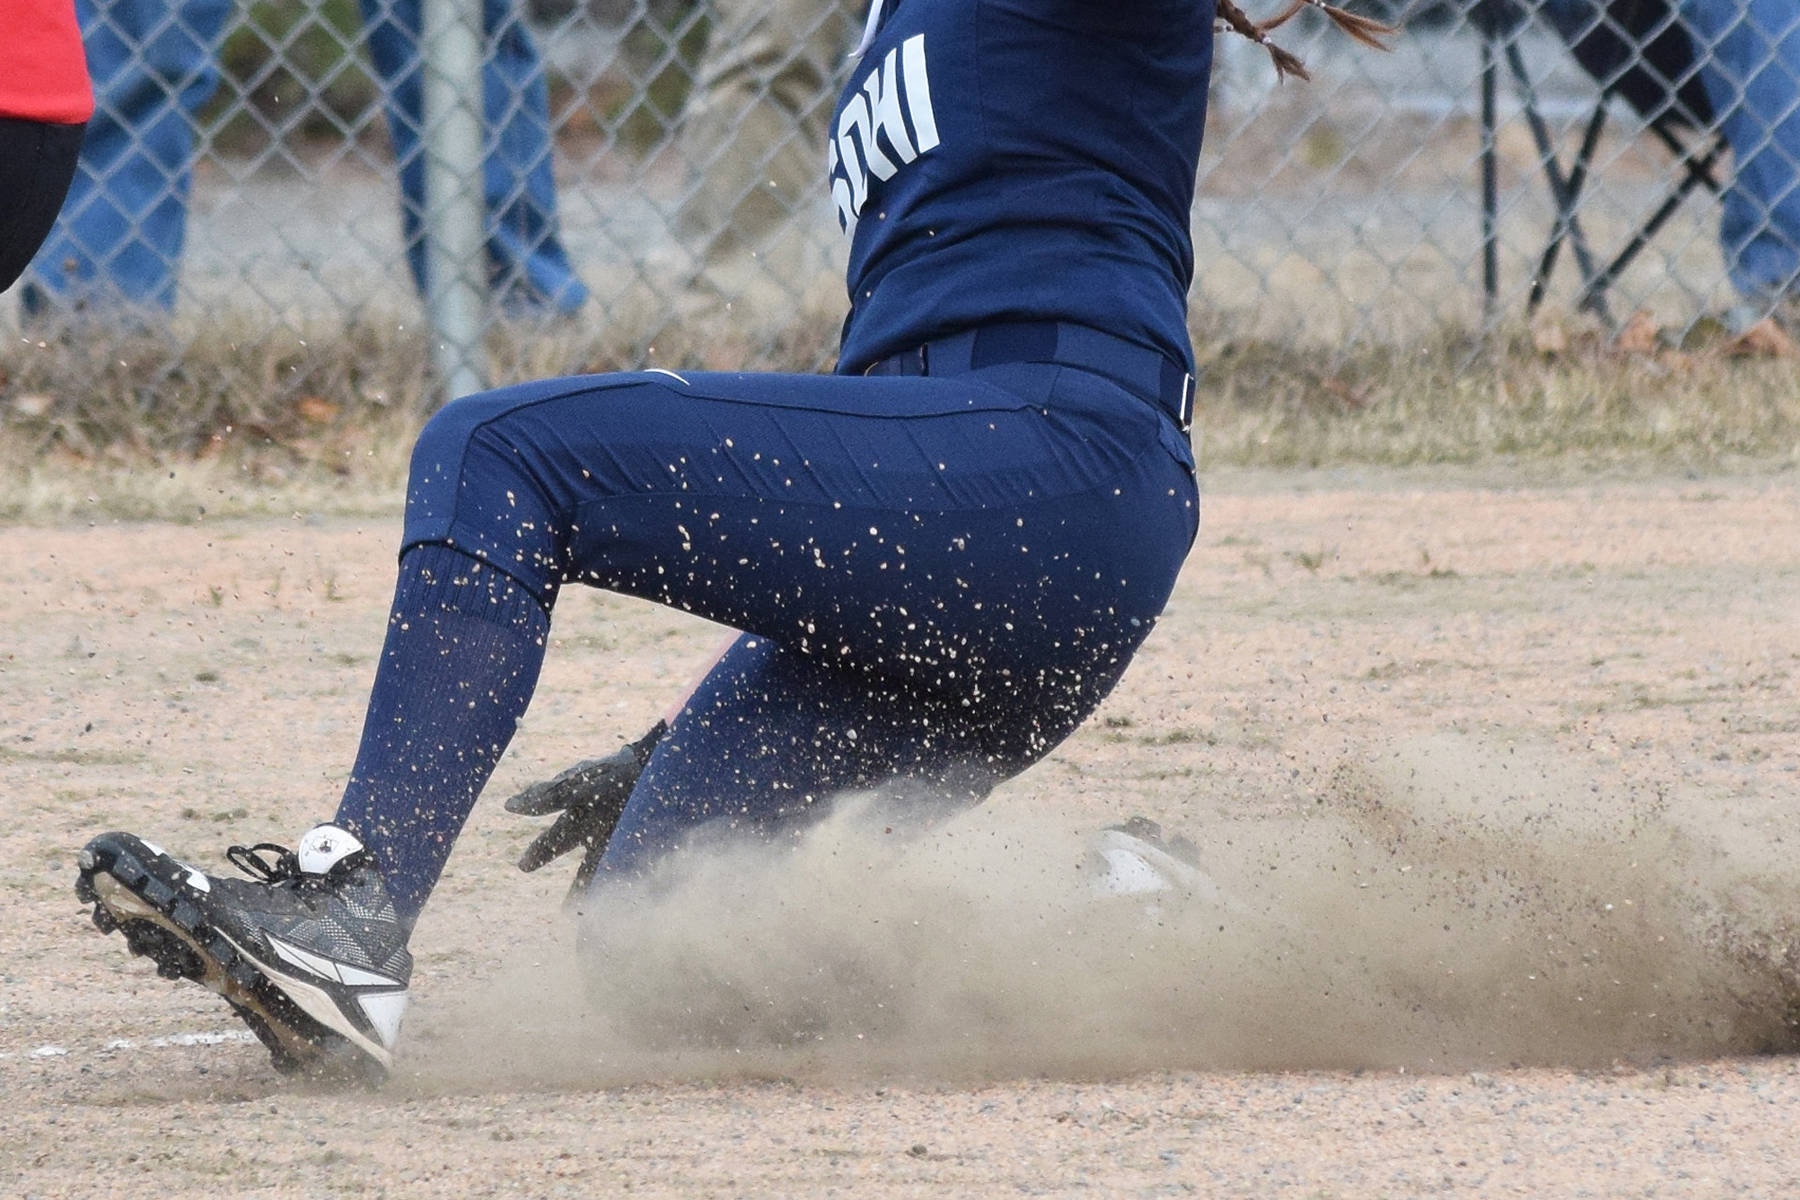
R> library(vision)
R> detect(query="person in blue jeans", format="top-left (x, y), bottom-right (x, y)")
top-left (1679, 0), bottom-right (1800, 305)
top-left (1542, 0), bottom-right (1800, 305)
top-left (24, 0), bottom-right (586, 319)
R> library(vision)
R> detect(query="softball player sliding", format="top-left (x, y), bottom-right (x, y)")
top-left (77, 0), bottom-right (1389, 1080)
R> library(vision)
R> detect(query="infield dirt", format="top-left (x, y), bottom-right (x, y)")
top-left (3, 466), bottom-right (1797, 1196)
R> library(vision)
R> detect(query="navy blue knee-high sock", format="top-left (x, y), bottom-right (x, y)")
top-left (333, 543), bottom-right (550, 929)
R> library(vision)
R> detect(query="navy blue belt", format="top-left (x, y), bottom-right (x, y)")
top-left (861, 321), bottom-right (1194, 434)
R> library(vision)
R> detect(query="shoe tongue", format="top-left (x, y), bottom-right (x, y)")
top-left (295, 824), bottom-right (366, 875)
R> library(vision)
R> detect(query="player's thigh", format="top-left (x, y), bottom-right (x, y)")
top-left (594, 632), bottom-right (1000, 877)
top-left (597, 607), bottom-right (1156, 881)
top-left (405, 364), bottom-right (1195, 678)
top-left (400, 364), bottom-right (1043, 599)
top-left (631, 365), bottom-right (1197, 679)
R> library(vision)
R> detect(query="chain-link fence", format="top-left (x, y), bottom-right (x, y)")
top-left (9, 0), bottom-right (1799, 407)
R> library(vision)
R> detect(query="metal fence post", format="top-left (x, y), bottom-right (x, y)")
top-left (27, 0), bottom-right (1787, 401)
top-left (422, 0), bottom-right (489, 404)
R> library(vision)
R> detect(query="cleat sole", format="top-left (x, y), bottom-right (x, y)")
top-left (76, 834), bottom-right (388, 1086)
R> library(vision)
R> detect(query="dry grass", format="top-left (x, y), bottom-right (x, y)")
top-left (1196, 315), bottom-right (1800, 472)
top-left (2, 310), bottom-right (1795, 522)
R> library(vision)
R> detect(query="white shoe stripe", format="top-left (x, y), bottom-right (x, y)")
top-left (220, 931), bottom-right (398, 1069)
top-left (337, 961), bottom-right (405, 988)
top-left (357, 991), bottom-right (410, 1050)
top-left (265, 932), bottom-right (404, 990)
top-left (266, 932), bottom-right (348, 983)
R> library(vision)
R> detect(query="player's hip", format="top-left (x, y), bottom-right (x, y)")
top-left (412, 357), bottom-right (1188, 512)
top-left (400, 360), bottom-right (1198, 607)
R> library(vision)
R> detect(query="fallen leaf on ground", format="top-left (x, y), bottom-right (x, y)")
top-left (1531, 323), bottom-right (1568, 356)
top-left (1726, 318), bottom-right (1799, 360)
top-left (1614, 310), bottom-right (1660, 356)
top-left (296, 395), bottom-right (341, 425)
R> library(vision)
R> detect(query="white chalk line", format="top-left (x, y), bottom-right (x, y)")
top-left (2, 1030), bottom-right (260, 1061)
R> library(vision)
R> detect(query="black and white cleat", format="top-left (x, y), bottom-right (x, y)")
top-left (75, 825), bottom-right (411, 1084)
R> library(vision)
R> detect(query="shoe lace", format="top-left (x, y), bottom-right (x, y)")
top-left (225, 841), bottom-right (373, 906)
top-left (226, 841), bottom-right (303, 884)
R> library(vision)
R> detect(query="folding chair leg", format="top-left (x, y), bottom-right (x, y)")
top-left (1472, 4), bottom-right (1727, 327)
top-left (1480, 24), bottom-right (1500, 317)
top-left (1530, 100), bottom-right (1610, 315)
top-left (1579, 134), bottom-right (1727, 311)
top-left (1503, 39), bottom-right (1609, 322)
top-left (1650, 122), bottom-right (1728, 198)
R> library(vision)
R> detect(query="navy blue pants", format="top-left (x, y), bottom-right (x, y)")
top-left (403, 359), bottom-right (1198, 875)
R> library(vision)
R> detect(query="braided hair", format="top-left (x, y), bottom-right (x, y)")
top-left (1214, 0), bottom-right (1398, 82)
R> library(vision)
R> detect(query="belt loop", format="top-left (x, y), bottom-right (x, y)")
top-left (1157, 355), bottom-right (1193, 432)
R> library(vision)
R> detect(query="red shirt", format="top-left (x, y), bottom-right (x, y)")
top-left (0, 0), bottom-right (94, 123)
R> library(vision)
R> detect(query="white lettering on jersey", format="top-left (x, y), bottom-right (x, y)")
top-left (830, 33), bottom-right (941, 232)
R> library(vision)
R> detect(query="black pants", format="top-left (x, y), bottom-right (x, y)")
top-left (0, 116), bottom-right (86, 295)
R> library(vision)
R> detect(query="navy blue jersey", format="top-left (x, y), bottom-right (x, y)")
top-left (830, 0), bottom-right (1213, 377)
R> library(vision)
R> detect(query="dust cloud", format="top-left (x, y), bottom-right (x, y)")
top-left (405, 734), bottom-right (1800, 1091)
